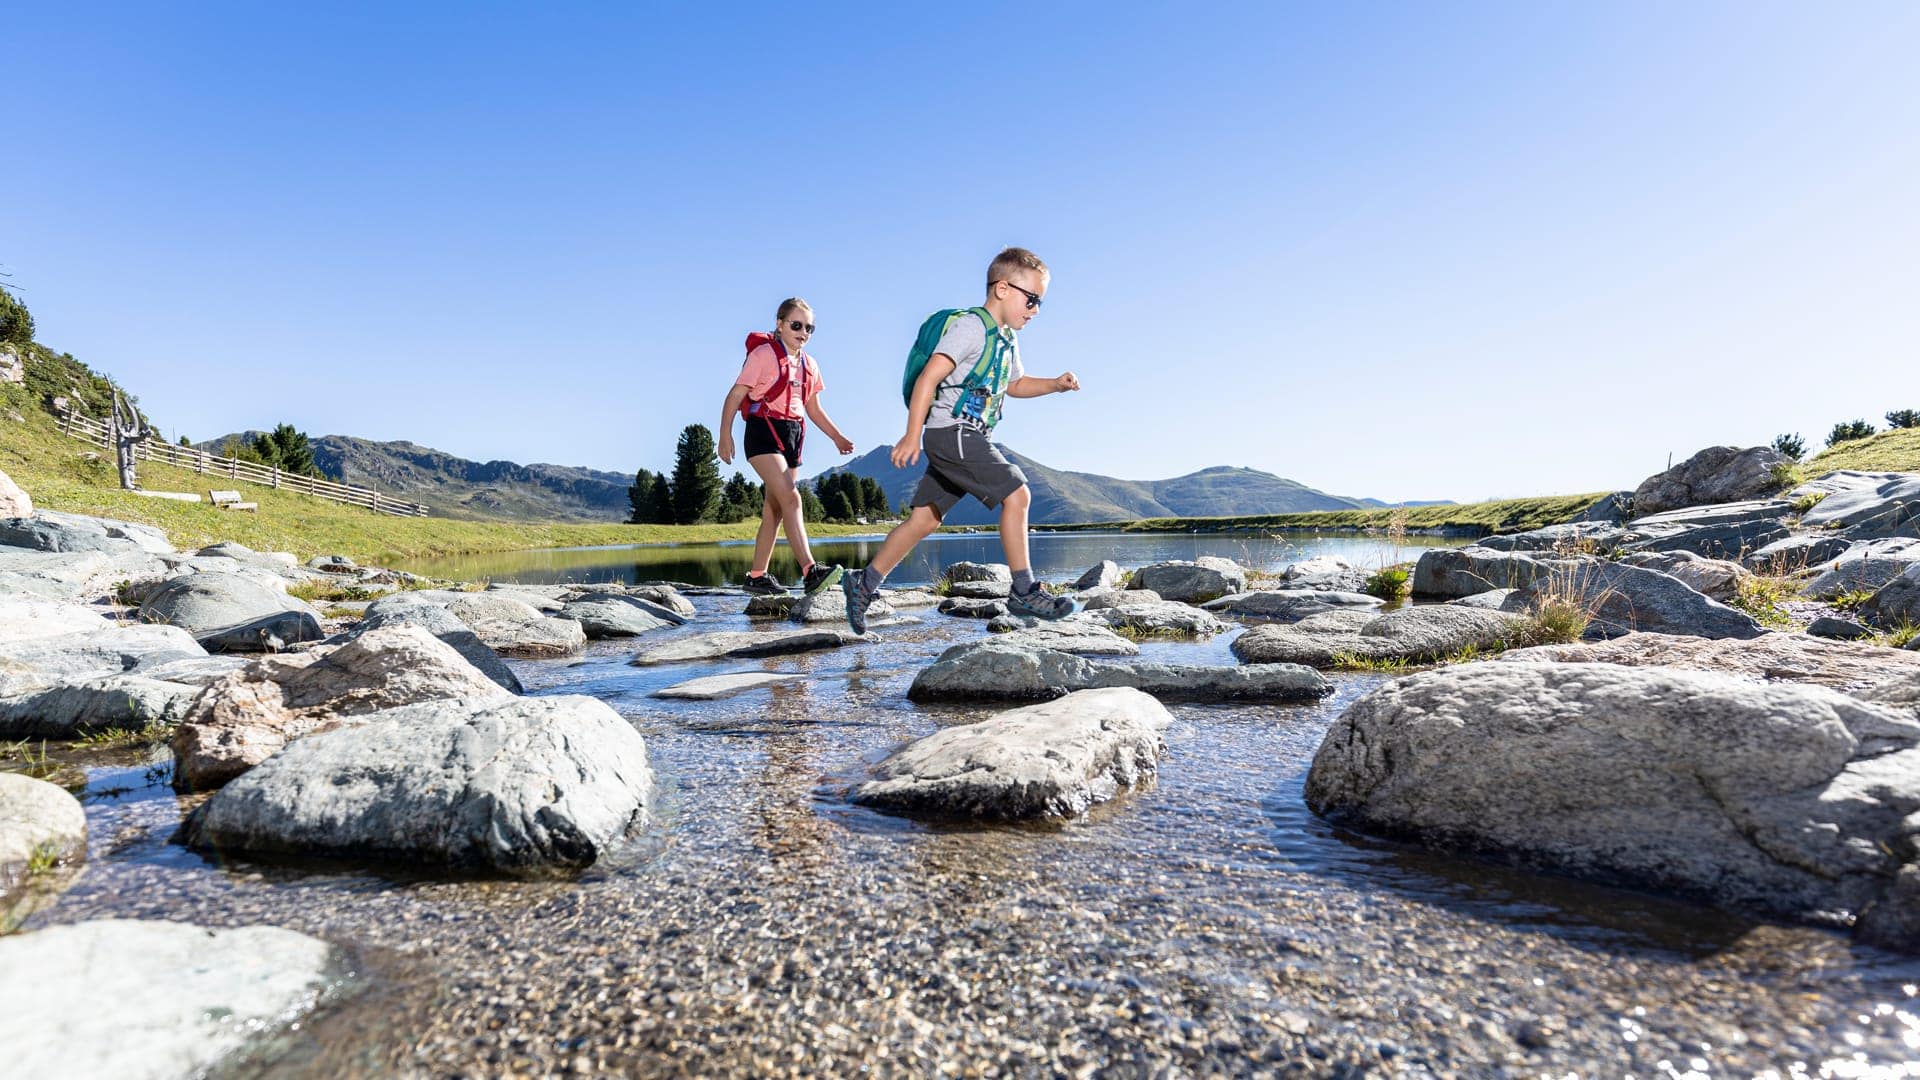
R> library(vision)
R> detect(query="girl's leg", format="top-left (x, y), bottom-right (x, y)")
top-left (748, 453), bottom-right (811, 570)
top-left (750, 481), bottom-right (781, 575)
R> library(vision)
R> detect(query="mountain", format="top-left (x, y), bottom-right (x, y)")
top-left (820, 445), bottom-right (1376, 526)
top-left (199, 432), bottom-right (634, 522)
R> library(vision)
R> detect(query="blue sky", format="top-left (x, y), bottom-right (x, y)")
top-left (8, 3), bottom-right (1918, 502)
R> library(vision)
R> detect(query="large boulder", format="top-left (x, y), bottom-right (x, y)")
top-left (1631, 445), bottom-right (1789, 516)
top-left (850, 688), bottom-right (1171, 819)
top-left (1127, 558), bottom-right (1246, 603)
top-left (631, 627), bottom-right (870, 665)
top-left (1278, 556), bottom-right (1371, 594)
top-left (942, 561), bottom-right (1010, 584)
top-left (0, 919), bottom-right (339, 1078)
top-left (947, 579), bottom-right (1012, 600)
top-left (0, 513), bottom-right (161, 555)
top-left (0, 469), bottom-right (30, 518)
top-left (0, 674), bottom-right (201, 739)
top-left (1615, 550), bottom-right (1750, 603)
top-left (786, 586), bottom-right (896, 625)
top-left (1497, 631), bottom-right (1920, 693)
top-left (1232, 606), bottom-right (1523, 668)
top-left (0, 549), bottom-right (110, 602)
top-left (986, 616), bottom-right (1140, 655)
top-left (0, 598), bottom-right (111, 644)
top-left (1803, 539), bottom-right (1920, 600)
top-left (137, 572), bottom-right (323, 653)
top-left (345, 593), bottom-right (522, 694)
top-left (171, 626), bottom-right (516, 792)
top-left (1474, 523), bottom-right (1625, 554)
top-left (1743, 534), bottom-right (1858, 574)
top-left (556, 594), bottom-right (681, 638)
top-left (1080, 586), bottom-right (1161, 610)
top-left (1498, 560), bottom-right (1766, 640)
top-left (1085, 599), bottom-right (1230, 638)
top-left (0, 773), bottom-right (86, 900)
top-left (1202, 589), bottom-right (1383, 622)
top-left (908, 640), bottom-right (1330, 704)
top-left (1616, 518), bottom-right (1793, 560)
top-left (1411, 547), bottom-right (1559, 599)
top-left (1795, 472), bottom-right (1920, 532)
top-left (1861, 564), bottom-right (1920, 629)
top-left (1305, 662), bottom-right (1920, 951)
top-left (445, 593), bottom-right (586, 658)
top-left (182, 694), bottom-right (654, 876)
top-left (0, 625), bottom-right (206, 691)
top-left (1073, 560), bottom-right (1122, 590)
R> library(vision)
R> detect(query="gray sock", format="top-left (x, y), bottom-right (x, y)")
top-left (860, 566), bottom-right (887, 596)
top-left (1012, 569), bottom-right (1036, 595)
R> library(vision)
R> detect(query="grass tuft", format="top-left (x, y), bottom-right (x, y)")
top-left (1729, 575), bottom-right (1801, 629)
top-left (1363, 566), bottom-right (1411, 602)
top-left (1328, 651), bottom-right (1411, 673)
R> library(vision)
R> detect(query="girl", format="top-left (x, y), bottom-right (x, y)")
top-left (717, 297), bottom-right (855, 595)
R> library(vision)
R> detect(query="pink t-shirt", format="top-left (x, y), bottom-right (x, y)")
top-left (736, 344), bottom-right (823, 420)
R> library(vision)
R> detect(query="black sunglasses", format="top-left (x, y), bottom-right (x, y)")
top-left (999, 280), bottom-right (1043, 310)
top-left (786, 319), bottom-right (815, 334)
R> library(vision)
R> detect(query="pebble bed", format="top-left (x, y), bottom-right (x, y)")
top-left (22, 595), bottom-right (1920, 1077)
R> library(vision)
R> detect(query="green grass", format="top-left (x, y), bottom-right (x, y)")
top-left (1729, 574), bottom-right (1801, 629)
top-left (1328, 651), bottom-right (1412, 673)
top-left (23, 839), bottom-right (64, 877)
top-left (1877, 622), bottom-right (1920, 649)
top-left (73, 721), bottom-right (173, 750)
top-left (1363, 565), bottom-right (1411, 601)
top-left (1806, 427), bottom-right (1920, 474)
top-left (1040, 492), bottom-right (1611, 537)
top-left (1831, 589), bottom-right (1878, 613)
top-left (284, 580), bottom-right (379, 603)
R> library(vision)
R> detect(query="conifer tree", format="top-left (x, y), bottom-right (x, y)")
top-left (669, 424), bottom-right (722, 524)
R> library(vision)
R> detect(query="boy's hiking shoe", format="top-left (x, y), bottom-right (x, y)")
top-left (743, 572), bottom-right (787, 596)
top-left (842, 571), bottom-right (871, 635)
top-left (1008, 586), bottom-right (1074, 620)
top-left (802, 562), bottom-right (844, 596)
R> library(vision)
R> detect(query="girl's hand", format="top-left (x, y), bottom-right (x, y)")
top-left (834, 434), bottom-right (855, 455)
top-left (717, 435), bottom-right (735, 465)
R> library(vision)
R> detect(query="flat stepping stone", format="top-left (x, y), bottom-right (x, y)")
top-left (1202, 590), bottom-right (1382, 621)
top-left (984, 617), bottom-right (1140, 656)
top-left (653, 671), bottom-right (807, 700)
top-left (631, 627), bottom-right (872, 665)
top-left (908, 640), bottom-right (1330, 704)
top-left (1234, 606), bottom-right (1524, 668)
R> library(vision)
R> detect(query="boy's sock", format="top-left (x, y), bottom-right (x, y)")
top-left (859, 566), bottom-right (887, 597)
top-left (1012, 569), bottom-right (1036, 595)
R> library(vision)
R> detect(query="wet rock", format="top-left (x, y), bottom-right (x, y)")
top-left (877, 587), bottom-right (940, 609)
top-left (744, 592), bottom-right (799, 618)
top-left (1803, 539), bottom-right (1920, 600)
top-left (1631, 445), bottom-right (1789, 516)
top-left (445, 593), bottom-right (586, 658)
top-left (0, 773), bottom-right (85, 899)
top-left (938, 596), bottom-right (1007, 619)
top-left (625, 584), bottom-right (697, 617)
top-left (1411, 547), bottom-right (1559, 599)
top-left (1233, 606), bottom-right (1523, 668)
top-left (985, 616), bottom-right (1139, 655)
top-left (557, 595), bottom-right (681, 638)
top-left (942, 561), bottom-right (1010, 584)
top-left (1202, 589), bottom-right (1383, 622)
top-left (137, 572), bottom-right (324, 653)
top-left (909, 640), bottom-right (1331, 704)
top-left (1498, 560), bottom-right (1766, 640)
top-left (631, 627), bottom-right (871, 665)
top-left (1498, 631), bottom-right (1920, 693)
top-left (852, 687), bottom-right (1171, 819)
top-left (1616, 551), bottom-right (1750, 602)
top-left (1074, 560), bottom-right (1122, 590)
top-left (1743, 534), bottom-right (1858, 574)
top-left (1861, 565), bottom-right (1920, 629)
top-left (1808, 617), bottom-right (1872, 641)
top-left (1449, 589), bottom-right (1515, 610)
top-left (345, 593), bottom-right (523, 694)
top-left (0, 674), bottom-right (200, 739)
top-left (0, 468), bottom-right (29, 518)
top-left (1305, 661), bottom-right (1920, 951)
top-left (1085, 599), bottom-right (1230, 638)
top-left (653, 671), bottom-right (806, 700)
top-left (786, 586), bottom-right (895, 625)
top-left (946, 579), bottom-right (1012, 600)
top-left (0, 598), bottom-right (111, 643)
top-left (171, 626), bottom-right (515, 792)
top-left (183, 694), bottom-right (653, 876)
top-left (1080, 586), bottom-right (1160, 610)
top-left (1128, 558), bottom-right (1246, 604)
top-left (0, 919), bottom-right (338, 1078)
top-left (0, 624), bottom-right (206, 690)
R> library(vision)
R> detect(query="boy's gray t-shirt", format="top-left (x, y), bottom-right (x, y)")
top-left (923, 314), bottom-right (1023, 431)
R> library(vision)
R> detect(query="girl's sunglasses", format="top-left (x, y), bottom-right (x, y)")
top-left (787, 320), bottom-right (815, 334)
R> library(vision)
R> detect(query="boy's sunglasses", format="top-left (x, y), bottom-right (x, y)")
top-left (787, 320), bottom-right (815, 334)
top-left (999, 280), bottom-right (1043, 310)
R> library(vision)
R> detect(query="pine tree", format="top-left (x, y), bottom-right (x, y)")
top-left (822, 486), bottom-right (855, 523)
top-left (800, 483), bottom-right (826, 522)
top-left (0, 288), bottom-right (34, 347)
top-left (646, 476), bottom-right (675, 525)
top-left (251, 423), bottom-right (320, 478)
top-left (669, 424), bottom-right (722, 524)
top-left (1887, 409), bottom-right (1920, 430)
top-left (628, 469), bottom-right (660, 524)
top-left (861, 477), bottom-right (890, 518)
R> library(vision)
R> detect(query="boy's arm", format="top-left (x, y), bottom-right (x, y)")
top-left (892, 355), bottom-right (957, 468)
top-left (1007, 371), bottom-right (1081, 398)
top-left (717, 385), bottom-right (750, 464)
top-left (804, 395), bottom-right (855, 455)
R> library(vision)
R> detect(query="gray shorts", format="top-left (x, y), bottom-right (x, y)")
top-left (912, 424), bottom-right (1028, 517)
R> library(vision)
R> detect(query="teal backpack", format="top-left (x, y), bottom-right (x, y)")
top-left (901, 307), bottom-right (1011, 429)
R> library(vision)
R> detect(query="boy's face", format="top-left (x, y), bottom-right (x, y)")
top-left (993, 272), bottom-right (1047, 330)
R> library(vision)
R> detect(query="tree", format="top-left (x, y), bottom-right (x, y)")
top-left (249, 423), bottom-right (322, 478)
top-left (861, 477), bottom-right (890, 518)
top-left (799, 483), bottom-right (826, 522)
top-left (646, 475), bottom-right (675, 525)
top-left (0, 288), bottom-right (33, 347)
top-left (1828, 419), bottom-right (1876, 447)
top-left (821, 485), bottom-right (855, 523)
top-left (628, 469), bottom-right (663, 524)
top-left (178, 435), bottom-right (193, 447)
top-left (669, 423), bottom-right (722, 524)
top-left (716, 471), bottom-right (761, 524)
top-left (1887, 409), bottom-right (1920, 430)
top-left (1771, 433), bottom-right (1805, 461)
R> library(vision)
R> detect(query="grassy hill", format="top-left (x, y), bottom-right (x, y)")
top-left (1806, 428), bottom-right (1920, 474)
top-left (1041, 492), bottom-right (1611, 535)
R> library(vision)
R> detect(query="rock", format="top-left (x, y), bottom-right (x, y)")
top-left (1570, 491), bottom-right (1632, 524)
top-left (0, 625), bottom-right (206, 691)
top-left (1617, 518), bottom-right (1793, 560)
top-left (1233, 605), bottom-right (1524, 668)
top-left (947, 579), bottom-right (1012, 600)
top-left (1305, 661), bottom-right (1920, 950)
top-left (1496, 631), bottom-right (1920, 693)
top-left (1861, 565), bottom-right (1920, 629)
top-left (653, 672), bottom-right (807, 700)
top-left (1498, 560), bottom-right (1766, 640)
top-left (446, 593), bottom-right (586, 658)
top-left (345, 593), bottom-right (523, 694)
top-left (26, 511), bottom-right (173, 554)
top-left (1809, 616), bottom-right (1873, 641)
top-left (1616, 550), bottom-right (1750, 602)
top-left (137, 572), bottom-right (323, 653)
top-left (482, 582), bottom-right (568, 613)
top-left (1795, 472), bottom-right (1920, 531)
top-left (908, 640), bottom-right (1330, 704)
top-left (878, 587), bottom-right (940, 609)
top-left (0, 598), bottom-right (111, 643)
top-left (557, 595), bottom-right (680, 638)
top-left (851, 688), bottom-right (1171, 819)
top-left (938, 596), bottom-right (1008, 619)
top-left (1080, 586), bottom-right (1160, 610)
top-left (1743, 534), bottom-right (1858, 574)
top-left (0, 469), bottom-right (30, 518)
top-left (744, 592), bottom-right (799, 618)
top-left (1842, 501), bottom-right (1920, 541)
top-left (135, 655), bottom-right (251, 687)
top-left (1449, 589), bottom-right (1515, 610)
top-left (625, 584), bottom-right (697, 617)
top-left (1127, 558), bottom-right (1247, 603)
top-left (0, 515), bottom-right (135, 554)
top-left (1282, 555), bottom-right (1355, 580)
top-left (0, 773), bottom-right (86, 899)
top-left (631, 627), bottom-right (871, 665)
top-left (1803, 539), bottom-right (1920, 600)
top-left (1474, 523), bottom-right (1625, 554)
top-left (182, 694), bottom-right (653, 876)
top-left (0, 919), bottom-right (338, 1079)
top-left (1202, 589), bottom-right (1383, 622)
top-left (1631, 499), bottom-right (1798, 529)
top-left (1411, 547), bottom-right (1559, 599)
top-left (1085, 599), bottom-right (1230, 638)
top-left (0, 549), bottom-right (111, 602)
top-left (1280, 556), bottom-right (1372, 593)
top-left (1074, 560), bottom-right (1122, 590)
top-left (941, 561), bottom-right (1011, 584)
top-left (986, 616), bottom-right (1140, 655)
top-left (170, 626), bottom-right (515, 792)
top-left (1631, 445), bottom-right (1790, 515)
top-left (0, 674), bottom-right (201, 739)
top-left (306, 554), bottom-right (358, 573)
top-left (787, 586), bottom-right (896, 625)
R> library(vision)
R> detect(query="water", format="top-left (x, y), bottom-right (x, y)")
top-left (17, 562), bottom-right (1920, 1074)
top-left (393, 531), bottom-right (1460, 588)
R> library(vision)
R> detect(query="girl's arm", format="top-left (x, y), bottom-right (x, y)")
top-left (717, 385), bottom-right (749, 464)
top-left (805, 395), bottom-right (855, 455)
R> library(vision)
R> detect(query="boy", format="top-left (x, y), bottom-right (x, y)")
top-left (842, 246), bottom-right (1080, 633)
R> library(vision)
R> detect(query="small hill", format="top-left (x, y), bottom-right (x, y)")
top-left (1807, 429), bottom-right (1920, 474)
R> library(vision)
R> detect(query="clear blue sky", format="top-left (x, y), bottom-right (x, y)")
top-left (9, 3), bottom-right (1918, 502)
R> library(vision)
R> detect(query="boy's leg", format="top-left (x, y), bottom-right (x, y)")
top-left (998, 484), bottom-right (1032, 579)
top-left (842, 504), bottom-right (942, 633)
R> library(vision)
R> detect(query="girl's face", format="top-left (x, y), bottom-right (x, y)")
top-left (776, 308), bottom-right (814, 353)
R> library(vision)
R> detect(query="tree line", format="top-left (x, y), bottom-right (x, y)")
top-left (627, 423), bottom-right (897, 526)
top-left (1773, 408), bottom-right (1919, 460)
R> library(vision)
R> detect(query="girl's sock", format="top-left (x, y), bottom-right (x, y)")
top-left (1012, 569), bottom-right (1036, 595)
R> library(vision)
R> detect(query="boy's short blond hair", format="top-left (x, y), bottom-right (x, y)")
top-left (986, 247), bottom-right (1049, 294)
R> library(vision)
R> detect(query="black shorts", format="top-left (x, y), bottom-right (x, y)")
top-left (743, 416), bottom-right (805, 468)
top-left (911, 424), bottom-right (1027, 516)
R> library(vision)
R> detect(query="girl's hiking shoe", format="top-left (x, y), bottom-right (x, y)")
top-left (742, 572), bottom-right (787, 596)
top-left (802, 562), bottom-right (844, 596)
top-left (842, 572), bottom-right (871, 635)
top-left (1008, 586), bottom-right (1074, 620)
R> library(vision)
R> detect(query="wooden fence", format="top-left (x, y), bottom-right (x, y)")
top-left (57, 412), bottom-right (432, 517)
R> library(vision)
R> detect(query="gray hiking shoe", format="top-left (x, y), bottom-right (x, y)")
top-left (842, 570), bottom-right (872, 634)
top-left (1007, 585), bottom-right (1074, 620)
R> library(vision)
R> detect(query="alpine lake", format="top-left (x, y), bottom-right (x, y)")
top-left (23, 531), bottom-right (1920, 1076)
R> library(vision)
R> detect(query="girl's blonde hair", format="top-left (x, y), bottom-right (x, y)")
top-left (776, 297), bottom-right (812, 322)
